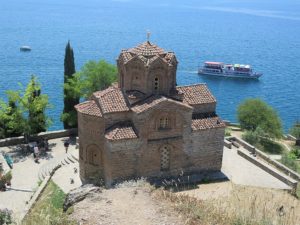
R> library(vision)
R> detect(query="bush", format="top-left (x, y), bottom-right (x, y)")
top-left (259, 138), bottom-right (284, 154)
top-left (225, 128), bottom-right (231, 137)
top-left (0, 209), bottom-right (12, 225)
top-left (290, 148), bottom-right (300, 159)
top-left (237, 98), bottom-right (282, 138)
top-left (242, 131), bottom-right (259, 145)
top-left (281, 153), bottom-right (299, 173)
top-left (242, 131), bottom-right (284, 154)
top-left (290, 121), bottom-right (300, 139)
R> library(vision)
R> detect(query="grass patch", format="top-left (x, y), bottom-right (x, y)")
top-left (256, 138), bottom-right (284, 154)
top-left (280, 153), bottom-right (300, 174)
top-left (225, 127), bottom-right (232, 137)
top-left (242, 132), bottom-right (284, 154)
top-left (158, 183), bottom-right (300, 225)
top-left (22, 180), bottom-right (76, 225)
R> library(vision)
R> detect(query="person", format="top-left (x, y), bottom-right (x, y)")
top-left (34, 145), bottom-right (39, 163)
top-left (64, 139), bottom-right (70, 153)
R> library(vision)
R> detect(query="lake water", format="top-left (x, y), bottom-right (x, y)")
top-left (0, 0), bottom-right (300, 131)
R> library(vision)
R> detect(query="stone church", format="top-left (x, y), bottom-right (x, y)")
top-left (75, 41), bottom-right (225, 186)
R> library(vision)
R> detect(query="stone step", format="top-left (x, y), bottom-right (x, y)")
top-left (64, 157), bottom-right (71, 164)
top-left (67, 154), bottom-right (75, 163)
top-left (61, 159), bottom-right (66, 166)
top-left (71, 152), bottom-right (79, 162)
top-left (37, 154), bottom-right (77, 182)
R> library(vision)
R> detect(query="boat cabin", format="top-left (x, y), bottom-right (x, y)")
top-left (204, 61), bottom-right (224, 69)
top-left (234, 64), bottom-right (251, 72)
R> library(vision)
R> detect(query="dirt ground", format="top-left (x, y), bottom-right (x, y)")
top-left (70, 182), bottom-right (185, 225)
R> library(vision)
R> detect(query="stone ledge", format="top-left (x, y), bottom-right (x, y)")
top-left (224, 139), bottom-right (232, 149)
top-left (0, 129), bottom-right (77, 147)
top-left (20, 164), bottom-right (62, 223)
top-left (237, 148), bottom-right (297, 190)
top-left (229, 136), bottom-right (300, 182)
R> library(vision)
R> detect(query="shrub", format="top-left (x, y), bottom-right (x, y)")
top-left (290, 121), bottom-right (300, 139)
top-left (225, 128), bottom-right (231, 137)
top-left (281, 153), bottom-right (299, 173)
top-left (242, 131), bottom-right (259, 145)
top-left (237, 98), bottom-right (282, 138)
top-left (0, 209), bottom-right (12, 225)
top-left (290, 148), bottom-right (300, 159)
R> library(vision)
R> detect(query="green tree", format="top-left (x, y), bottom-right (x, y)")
top-left (61, 41), bottom-right (79, 129)
top-left (22, 75), bottom-right (51, 135)
top-left (237, 98), bottom-right (282, 138)
top-left (290, 121), bottom-right (300, 138)
top-left (65, 60), bottom-right (117, 99)
top-left (0, 91), bottom-right (25, 139)
top-left (0, 76), bottom-right (51, 139)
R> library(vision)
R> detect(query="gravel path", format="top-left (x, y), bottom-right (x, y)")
top-left (70, 184), bottom-right (184, 225)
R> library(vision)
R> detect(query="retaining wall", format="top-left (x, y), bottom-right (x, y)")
top-left (20, 164), bottom-right (61, 223)
top-left (237, 149), bottom-right (297, 189)
top-left (228, 137), bottom-right (300, 182)
top-left (0, 129), bottom-right (78, 147)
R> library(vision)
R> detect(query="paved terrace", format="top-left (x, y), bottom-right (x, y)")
top-left (0, 138), bottom-right (291, 223)
top-left (0, 138), bottom-right (81, 223)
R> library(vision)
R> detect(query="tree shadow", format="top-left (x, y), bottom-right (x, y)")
top-left (3, 143), bottom-right (56, 163)
top-left (61, 136), bottom-right (77, 146)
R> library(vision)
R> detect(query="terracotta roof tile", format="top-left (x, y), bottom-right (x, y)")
top-left (131, 96), bottom-right (168, 113)
top-left (177, 84), bottom-right (216, 105)
top-left (93, 87), bottom-right (129, 114)
top-left (75, 100), bottom-right (102, 117)
top-left (129, 41), bottom-right (165, 56)
top-left (131, 95), bottom-right (192, 114)
top-left (105, 122), bottom-right (138, 141)
top-left (191, 113), bottom-right (225, 131)
top-left (119, 41), bottom-right (176, 66)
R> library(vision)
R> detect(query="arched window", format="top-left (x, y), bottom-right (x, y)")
top-left (159, 117), bottom-right (169, 129)
top-left (161, 145), bottom-right (170, 171)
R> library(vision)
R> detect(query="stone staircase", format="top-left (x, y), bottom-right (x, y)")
top-left (38, 152), bottom-right (79, 181)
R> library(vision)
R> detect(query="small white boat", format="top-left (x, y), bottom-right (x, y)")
top-left (198, 61), bottom-right (262, 79)
top-left (20, 46), bottom-right (31, 52)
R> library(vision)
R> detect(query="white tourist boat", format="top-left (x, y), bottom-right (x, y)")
top-left (198, 61), bottom-right (262, 79)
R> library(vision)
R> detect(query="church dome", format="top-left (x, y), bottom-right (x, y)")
top-left (118, 41), bottom-right (177, 66)
top-left (129, 41), bottom-right (166, 56)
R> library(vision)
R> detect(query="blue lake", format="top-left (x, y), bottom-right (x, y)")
top-left (0, 0), bottom-right (300, 131)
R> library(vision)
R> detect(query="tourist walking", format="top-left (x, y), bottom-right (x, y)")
top-left (64, 139), bottom-right (70, 153)
top-left (34, 145), bottom-right (39, 163)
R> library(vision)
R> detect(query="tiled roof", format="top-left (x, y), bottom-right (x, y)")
top-left (191, 113), bottom-right (225, 131)
top-left (105, 122), bottom-right (138, 141)
top-left (119, 41), bottom-right (176, 66)
top-left (75, 100), bottom-right (102, 117)
top-left (131, 96), bottom-right (167, 113)
top-left (131, 95), bottom-right (192, 114)
top-left (93, 87), bottom-right (130, 114)
top-left (177, 84), bottom-right (216, 105)
top-left (129, 41), bottom-right (165, 56)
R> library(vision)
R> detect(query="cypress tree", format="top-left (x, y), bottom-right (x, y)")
top-left (62, 41), bottom-right (79, 129)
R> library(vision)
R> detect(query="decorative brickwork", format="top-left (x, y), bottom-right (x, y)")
top-left (76, 41), bottom-right (225, 187)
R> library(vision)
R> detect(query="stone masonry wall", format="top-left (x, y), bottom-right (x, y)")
top-left (188, 127), bottom-right (225, 172)
top-left (192, 102), bottom-right (216, 114)
top-left (78, 112), bottom-right (105, 183)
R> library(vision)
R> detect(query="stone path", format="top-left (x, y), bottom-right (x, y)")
top-left (0, 137), bottom-right (79, 223)
top-left (70, 184), bottom-right (184, 225)
top-left (222, 146), bottom-right (290, 189)
top-left (52, 161), bottom-right (82, 194)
